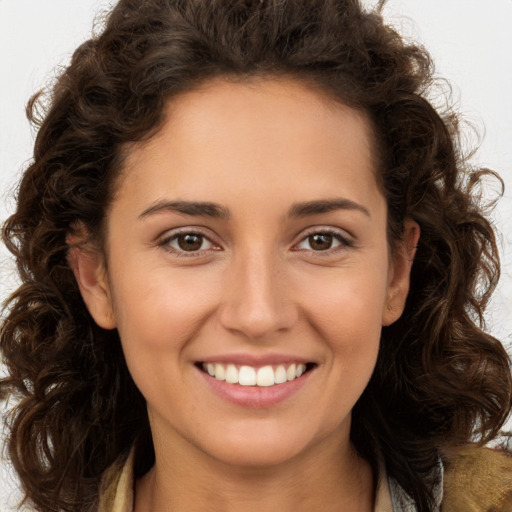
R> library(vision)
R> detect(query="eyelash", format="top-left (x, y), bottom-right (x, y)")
top-left (157, 227), bottom-right (354, 257)
top-left (158, 229), bottom-right (220, 258)
top-left (292, 228), bottom-right (354, 255)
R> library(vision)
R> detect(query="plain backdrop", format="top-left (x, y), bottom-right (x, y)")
top-left (1, 1), bottom-right (511, 509)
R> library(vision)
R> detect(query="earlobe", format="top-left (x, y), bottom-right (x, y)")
top-left (67, 235), bottom-right (117, 330)
top-left (382, 219), bottom-right (420, 326)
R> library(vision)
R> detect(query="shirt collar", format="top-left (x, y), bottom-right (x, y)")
top-left (98, 450), bottom-right (444, 512)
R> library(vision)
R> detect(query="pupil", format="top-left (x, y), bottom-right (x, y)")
top-left (310, 234), bottom-right (332, 251)
top-left (178, 234), bottom-right (202, 251)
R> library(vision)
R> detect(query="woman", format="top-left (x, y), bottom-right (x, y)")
top-left (1, 0), bottom-right (511, 511)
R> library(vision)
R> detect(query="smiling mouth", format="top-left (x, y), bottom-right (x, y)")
top-left (198, 362), bottom-right (316, 387)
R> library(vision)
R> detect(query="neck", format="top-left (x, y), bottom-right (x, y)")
top-left (134, 427), bottom-right (374, 512)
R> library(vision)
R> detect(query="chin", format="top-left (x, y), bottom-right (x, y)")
top-left (196, 419), bottom-right (345, 470)
top-left (209, 439), bottom-right (307, 468)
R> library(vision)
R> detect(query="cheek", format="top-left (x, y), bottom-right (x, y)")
top-left (109, 264), bottom-right (222, 357)
top-left (302, 264), bottom-right (388, 333)
top-left (297, 265), bottom-right (387, 373)
top-left (282, 266), bottom-right (386, 436)
top-left (107, 266), bottom-right (225, 413)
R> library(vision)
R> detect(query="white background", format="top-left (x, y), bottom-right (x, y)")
top-left (1, 1), bottom-right (511, 509)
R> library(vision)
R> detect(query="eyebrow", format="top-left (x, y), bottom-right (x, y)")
top-left (138, 200), bottom-right (230, 220)
top-left (287, 198), bottom-right (371, 219)
top-left (138, 197), bottom-right (370, 221)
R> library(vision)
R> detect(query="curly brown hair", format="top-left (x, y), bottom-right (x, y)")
top-left (1, 1), bottom-right (511, 511)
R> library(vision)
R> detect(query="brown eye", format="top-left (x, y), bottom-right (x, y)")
top-left (295, 230), bottom-right (351, 253)
top-left (165, 232), bottom-right (216, 253)
top-left (177, 234), bottom-right (203, 251)
top-left (308, 233), bottom-right (333, 251)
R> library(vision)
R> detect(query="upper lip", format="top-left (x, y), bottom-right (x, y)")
top-left (198, 353), bottom-right (314, 367)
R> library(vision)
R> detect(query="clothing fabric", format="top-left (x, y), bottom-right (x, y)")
top-left (97, 451), bottom-right (443, 512)
top-left (97, 451), bottom-right (134, 512)
top-left (441, 443), bottom-right (512, 511)
top-left (97, 443), bottom-right (512, 511)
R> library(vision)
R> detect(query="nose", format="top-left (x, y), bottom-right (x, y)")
top-left (218, 251), bottom-right (299, 341)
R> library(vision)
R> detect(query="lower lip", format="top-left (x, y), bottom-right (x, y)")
top-left (197, 367), bottom-right (313, 408)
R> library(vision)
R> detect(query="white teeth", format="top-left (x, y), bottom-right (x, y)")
top-left (274, 365), bottom-right (287, 384)
top-left (214, 363), bottom-right (225, 381)
top-left (202, 362), bottom-right (310, 387)
top-left (239, 366), bottom-right (256, 386)
top-left (256, 365), bottom-right (275, 387)
top-left (286, 364), bottom-right (296, 381)
top-left (225, 364), bottom-right (239, 384)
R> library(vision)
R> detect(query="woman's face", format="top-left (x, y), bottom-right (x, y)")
top-left (74, 78), bottom-right (417, 468)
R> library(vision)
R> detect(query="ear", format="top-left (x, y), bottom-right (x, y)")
top-left (67, 232), bottom-right (117, 330)
top-left (382, 218), bottom-right (420, 326)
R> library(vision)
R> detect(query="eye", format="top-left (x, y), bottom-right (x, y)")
top-left (294, 229), bottom-right (352, 252)
top-left (160, 230), bottom-right (220, 255)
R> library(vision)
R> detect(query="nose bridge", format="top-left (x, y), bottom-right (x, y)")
top-left (219, 244), bottom-right (297, 340)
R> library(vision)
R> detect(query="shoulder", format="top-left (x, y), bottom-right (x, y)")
top-left (441, 442), bottom-right (512, 511)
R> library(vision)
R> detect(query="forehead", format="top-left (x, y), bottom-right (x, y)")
top-left (117, 77), bottom-right (382, 215)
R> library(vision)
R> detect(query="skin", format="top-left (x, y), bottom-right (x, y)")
top-left (70, 77), bottom-right (419, 511)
